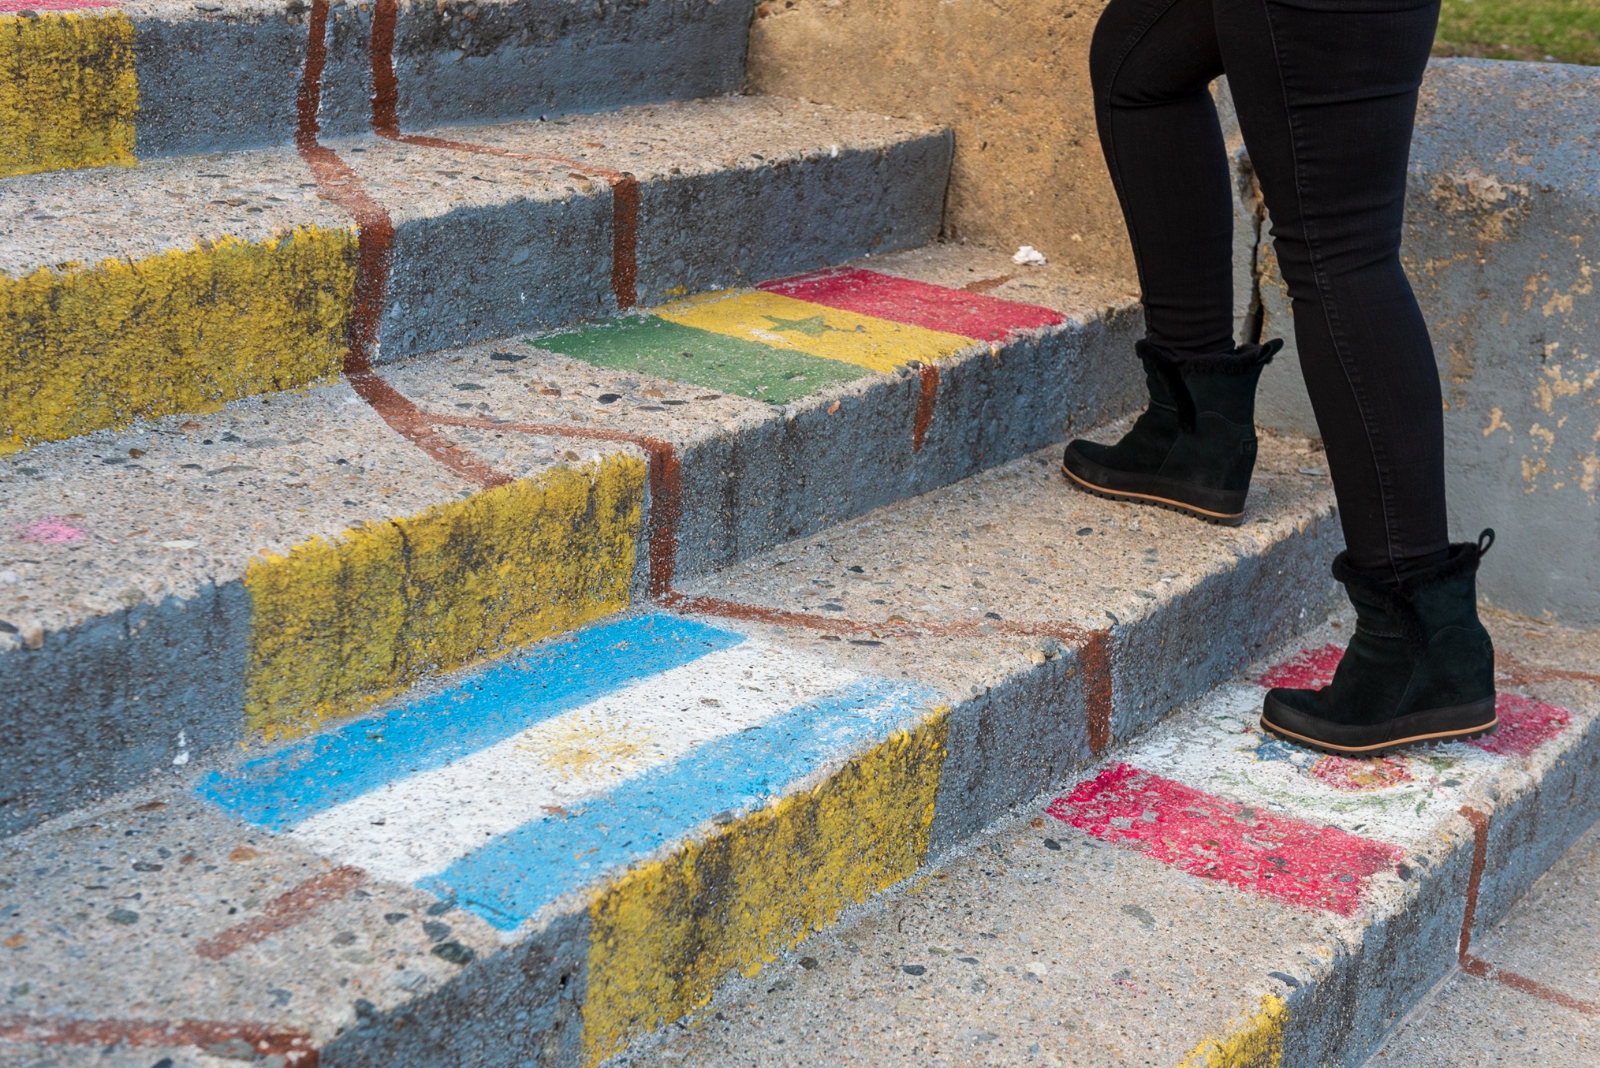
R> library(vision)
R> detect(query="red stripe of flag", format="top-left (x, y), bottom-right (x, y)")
top-left (1047, 763), bottom-right (1403, 916)
top-left (759, 267), bottom-right (1064, 342)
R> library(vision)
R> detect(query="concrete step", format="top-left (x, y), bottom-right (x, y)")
top-left (624, 612), bottom-right (1600, 1068)
top-left (1, 243), bottom-right (1140, 836)
top-left (0, 0), bottom-right (753, 175)
top-left (0, 422), bottom-right (1342, 1067)
top-left (0, 95), bottom-right (950, 451)
top-left (1367, 815), bottom-right (1600, 1067)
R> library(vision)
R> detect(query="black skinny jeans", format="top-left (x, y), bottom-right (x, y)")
top-left (1091, 0), bottom-right (1450, 582)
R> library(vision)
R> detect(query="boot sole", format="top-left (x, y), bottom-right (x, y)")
top-left (1060, 461), bottom-right (1246, 527)
top-left (1260, 692), bottom-right (1498, 756)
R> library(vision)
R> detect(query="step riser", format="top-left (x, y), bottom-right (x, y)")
top-left (0, 304), bottom-right (1137, 838)
top-left (1, 1), bottom-right (753, 175)
top-left (0, 226), bottom-right (359, 452)
top-left (1280, 716), bottom-right (1600, 1067)
top-left (311, 514), bottom-right (1342, 1067)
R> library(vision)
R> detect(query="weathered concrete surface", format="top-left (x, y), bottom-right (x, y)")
top-left (0, 0), bottom-right (754, 172)
top-left (1245, 59), bottom-right (1600, 624)
top-left (389, 0), bottom-right (755, 133)
top-left (745, 0), bottom-right (1133, 279)
top-left (626, 613), bottom-right (1600, 1068)
top-left (1, 98), bottom-right (950, 449)
top-left (397, 101), bottom-right (951, 335)
top-left (1369, 813), bottom-right (1600, 1067)
top-left (0, 382), bottom-right (642, 837)
top-left (126, 0), bottom-right (373, 155)
top-left (0, 432), bottom-right (1340, 1068)
top-left (0, 245), bottom-right (1140, 836)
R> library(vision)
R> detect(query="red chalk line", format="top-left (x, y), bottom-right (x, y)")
top-left (1048, 763), bottom-right (1404, 916)
top-left (0, 1017), bottom-right (318, 1065)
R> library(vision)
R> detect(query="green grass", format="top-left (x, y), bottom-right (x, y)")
top-left (1435, 0), bottom-right (1600, 66)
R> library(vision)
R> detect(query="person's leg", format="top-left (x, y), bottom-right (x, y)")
top-left (1213, 0), bottom-right (1448, 581)
top-left (1089, 0), bottom-right (1232, 360)
top-left (1216, 0), bottom-right (1496, 752)
top-left (1064, 0), bottom-right (1282, 525)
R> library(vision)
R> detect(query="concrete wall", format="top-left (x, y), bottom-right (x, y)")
top-left (744, 0), bottom-right (1132, 278)
top-left (1241, 60), bottom-right (1600, 625)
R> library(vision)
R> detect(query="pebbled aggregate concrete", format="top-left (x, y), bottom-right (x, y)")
top-left (357, 99), bottom-right (953, 356)
top-left (624, 613), bottom-right (1600, 1068)
top-left (1370, 815), bottom-right (1600, 1067)
top-left (0, 431), bottom-right (1339, 1068)
top-left (678, 432), bottom-right (1343, 852)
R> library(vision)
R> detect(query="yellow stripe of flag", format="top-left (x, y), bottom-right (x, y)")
top-left (651, 289), bottom-right (973, 375)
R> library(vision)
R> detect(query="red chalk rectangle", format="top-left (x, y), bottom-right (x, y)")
top-left (1469, 694), bottom-right (1571, 757)
top-left (758, 267), bottom-right (1065, 342)
top-left (1047, 764), bottom-right (1403, 916)
top-left (1258, 644), bottom-right (1343, 690)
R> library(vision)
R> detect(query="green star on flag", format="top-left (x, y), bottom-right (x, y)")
top-left (762, 314), bottom-right (839, 338)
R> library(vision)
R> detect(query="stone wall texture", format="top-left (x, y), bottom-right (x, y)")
top-left (1247, 60), bottom-right (1599, 625)
top-left (745, 0), bottom-right (1131, 277)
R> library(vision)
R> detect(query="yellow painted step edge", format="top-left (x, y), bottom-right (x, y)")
top-left (0, 10), bottom-right (138, 177)
top-left (243, 454), bottom-right (648, 739)
top-left (584, 707), bottom-right (953, 1065)
top-left (0, 228), bottom-right (357, 455)
top-left (1177, 993), bottom-right (1289, 1068)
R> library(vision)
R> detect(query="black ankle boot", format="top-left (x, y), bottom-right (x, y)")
top-left (1262, 531), bottom-right (1498, 755)
top-left (1061, 339), bottom-right (1282, 525)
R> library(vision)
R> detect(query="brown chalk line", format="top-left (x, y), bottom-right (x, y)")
top-left (0, 1017), bottom-right (318, 1064)
top-left (1457, 805), bottom-right (1598, 1016)
top-left (1497, 652), bottom-right (1600, 691)
top-left (368, 0), bottom-right (639, 310)
top-left (195, 865), bottom-right (365, 961)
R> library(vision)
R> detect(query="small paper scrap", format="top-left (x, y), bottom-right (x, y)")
top-left (1012, 245), bottom-right (1047, 266)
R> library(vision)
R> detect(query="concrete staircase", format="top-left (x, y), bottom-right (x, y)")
top-left (4, 4), bottom-right (1598, 1067)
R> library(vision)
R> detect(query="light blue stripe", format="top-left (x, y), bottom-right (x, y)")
top-left (419, 678), bottom-right (940, 930)
top-left (199, 614), bottom-right (745, 830)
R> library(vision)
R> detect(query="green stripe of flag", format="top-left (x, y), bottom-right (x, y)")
top-left (525, 316), bottom-right (870, 405)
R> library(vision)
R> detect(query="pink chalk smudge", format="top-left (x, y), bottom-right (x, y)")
top-left (1048, 763), bottom-right (1404, 916)
top-left (1259, 644), bottom-right (1344, 690)
top-left (18, 517), bottom-right (86, 544)
top-left (1309, 754), bottom-right (1414, 792)
top-left (1469, 694), bottom-right (1571, 757)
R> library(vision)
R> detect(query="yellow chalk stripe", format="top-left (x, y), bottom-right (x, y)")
top-left (0, 229), bottom-right (357, 454)
top-left (584, 708), bottom-right (951, 1066)
top-left (652, 289), bottom-right (971, 374)
top-left (1177, 994), bottom-right (1288, 1068)
top-left (243, 455), bottom-right (646, 738)
top-left (0, 11), bottom-right (137, 176)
